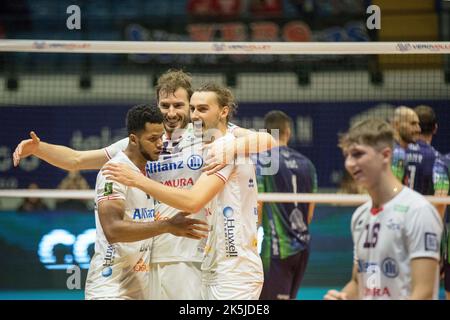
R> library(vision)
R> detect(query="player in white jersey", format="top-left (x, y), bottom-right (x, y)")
top-left (103, 83), bottom-right (264, 300)
top-left (12, 71), bottom-right (274, 299)
top-left (324, 119), bottom-right (442, 300)
top-left (86, 104), bottom-right (208, 300)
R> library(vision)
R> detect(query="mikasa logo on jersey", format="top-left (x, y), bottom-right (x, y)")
top-left (223, 206), bottom-right (238, 257)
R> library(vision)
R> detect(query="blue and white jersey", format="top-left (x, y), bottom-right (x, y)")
top-left (103, 122), bottom-right (240, 263)
top-left (146, 143), bottom-right (208, 263)
top-left (202, 133), bottom-right (264, 286)
top-left (351, 187), bottom-right (442, 300)
top-left (404, 140), bottom-right (440, 195)
top-left (85, 151), bottom-right (154, 300)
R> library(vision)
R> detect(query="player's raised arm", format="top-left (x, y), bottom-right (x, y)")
top-left (98, 199), bottom-right (208, 243)
top-left (102, 162), bottom-right (227, 213)
top-left (13, 131), bottom-right (110, 171)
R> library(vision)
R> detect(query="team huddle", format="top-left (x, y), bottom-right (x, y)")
top-left (13, 69), bottom-right (449, 300)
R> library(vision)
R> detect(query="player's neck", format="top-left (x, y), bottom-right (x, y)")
top-left (368, 173), bottom-right (403, 208)
top-left (277, 137), bottom-right (288, 146)
top-left (418, 135), bottom-right (432, 145)
top-left (165, 126), bottom-right (187, 141)
top-left (124, 149), bottom-right (147, 171)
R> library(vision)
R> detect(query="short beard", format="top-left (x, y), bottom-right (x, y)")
top-left (139, 144), bottom-right (153, 161)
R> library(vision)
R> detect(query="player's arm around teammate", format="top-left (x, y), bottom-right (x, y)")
top-left (98, 199), bottom-right (208, 243)
top-left (201, 126), bottom-right (277, 175)
top-left (13, 131), bottom-right (108, 171)
top-left (102, 161), bottom-right (226, 213)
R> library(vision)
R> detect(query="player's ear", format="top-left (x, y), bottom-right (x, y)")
top-left (380, 146), bottom-right (392, 164)
top-left (220, 106), bottom-right (229, 121)
top-left (129, 133), bottom-right (138, 146)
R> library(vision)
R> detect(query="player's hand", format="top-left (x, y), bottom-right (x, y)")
top-left (13, 131), bottom-right (41, 167)
top-left (202, 140), bottom-right (235, 175)
top-left (323, 289), bottom-right (348, 300)
top-left (102, 163), bottom-right (141, 187)
top-left (167, 212), bottom-right (209, 240)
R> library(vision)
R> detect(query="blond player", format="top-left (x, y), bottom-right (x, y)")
top-left (324, 119), bottom-right (442, 300)
top-left (103, 83), bottom-right (264, 299)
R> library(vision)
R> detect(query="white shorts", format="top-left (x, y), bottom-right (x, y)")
top-left (201, 282), bottom-right (263, 300)
top-left (150, 261), bottom-right (202, 300)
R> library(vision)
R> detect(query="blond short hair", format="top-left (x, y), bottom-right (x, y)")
top-left (338, 118), bottom-right (394, 151)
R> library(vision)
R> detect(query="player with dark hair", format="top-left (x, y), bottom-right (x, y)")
top-left (257, 110), bottom-right (317, 300)
top-left (86, 104), bottom-right (207, 300)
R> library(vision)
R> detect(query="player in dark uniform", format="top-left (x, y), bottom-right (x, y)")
top-left (256, 110), bottom-right (317, 300)
top-left (434, 153), bottom-right (450, 299)
top-left (404, 105), bottom-right (441, 195)
top-left (391, 106), bottom-right (421, 182)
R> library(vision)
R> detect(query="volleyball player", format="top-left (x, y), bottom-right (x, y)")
top-left (256, 110), bottom-right (317, 300)
top-left (434, 153), bottom-right (450, 299)
top-left (324, 119), bottom-right (442, 300)
top-left (391, 106), bottom-right (421, 182)
top-left (102, 83), bottom-right (264, 300)
top-left (86, 104), bottom-right (207, 300)
top-left (404, 105), bottom-right (440, 194)
top-left (12, 71), bottom-right (275, 299)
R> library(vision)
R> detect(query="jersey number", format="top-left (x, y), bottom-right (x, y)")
top-left (405, 165), bottom-right (416, 189)
top-left (363, 223), bottom-right (380, 248)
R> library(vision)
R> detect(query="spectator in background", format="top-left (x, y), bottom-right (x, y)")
top-left (187, 0), bottom-right (244, 17)
top-left (17, 183), bottom-right (49, 212)
top-left (250, 0), bottom-right (283, 18)
top-left (55, 171), bottom-right (90, 211)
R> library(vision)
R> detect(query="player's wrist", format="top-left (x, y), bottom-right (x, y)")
top-left (159, 220), bottom-right (171, 234)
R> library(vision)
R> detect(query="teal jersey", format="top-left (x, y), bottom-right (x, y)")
top-left (392, 141), bottom-right (406, 182)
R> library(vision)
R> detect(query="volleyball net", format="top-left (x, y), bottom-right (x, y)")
top-left (1, 40), bottom-right (450, 195)
top-left (0, 40), bottom-right (450, 293)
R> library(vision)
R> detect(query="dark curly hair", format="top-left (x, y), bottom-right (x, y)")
top-left (126, 104), bottom-right (164, 135)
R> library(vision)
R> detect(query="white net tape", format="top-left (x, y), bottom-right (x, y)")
top-left (0, 189), bottom-right (449, 205)
top-left (1, 40), bottom-right (450, 55)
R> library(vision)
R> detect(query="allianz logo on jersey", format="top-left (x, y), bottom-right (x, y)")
top-left (133, 208), bottom-right (155, 220)
top-left (146, 154), bottom-right (203, 174)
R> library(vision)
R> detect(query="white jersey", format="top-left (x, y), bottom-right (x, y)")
top-left (351, 187), bottom-right (442, 300)
top-left (103, 123), bottom-right (240, 264)
top-left (202, 133), bottom-right (264, 286)
top-left (85, 151), bottom-right (154, 300)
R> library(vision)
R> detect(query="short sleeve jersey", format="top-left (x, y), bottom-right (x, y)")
top-left (351, 187), bottom-right (442, 300)
top-left (85, 151), bottom-right (154, 300)
top-left (201, 133), bottom-right (264, 286)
